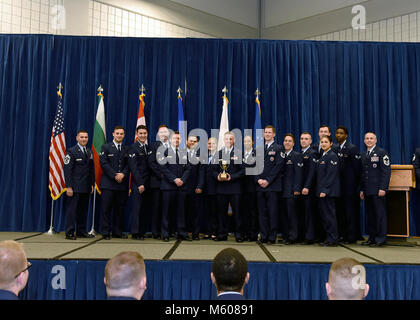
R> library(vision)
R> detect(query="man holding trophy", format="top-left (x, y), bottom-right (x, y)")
top-left (212, 131), bottom-right (245, 242)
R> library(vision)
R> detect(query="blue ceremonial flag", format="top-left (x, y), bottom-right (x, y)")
top-left (254, 94), bottom-right (263, 148)
top-left (178, 94), bottom-right (186, 149)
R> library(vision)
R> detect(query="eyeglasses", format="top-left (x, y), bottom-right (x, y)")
top-left (14, 261), bottom-right (32, 278)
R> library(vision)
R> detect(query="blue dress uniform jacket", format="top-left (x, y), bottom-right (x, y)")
top-left (311, 143), bottom-right (324, 159)
top-left (63, 144), bottom-right (95, 236)
top-left (281, 150), bottom-right (304, 242)
top-left (206, 152), bottom-right (219, 195)
top-left (128, 141), bottom-right (150, 189)
top-left (99, 142), bottom-right (129, 237)
top-left (128, 141), bottom-right (151, 236)
top-left (332, 141), bottom-right (362, 195)
top-left (361, 146), bottom-right (391, 244)
top-left (242, 149), bottom-right (257, 193)
top-left (242, 149), bottom-right (258, 240)
top-left (148, 141), bottom-right (167, 189)
top-left (211, 148), bottom-right (245, 240)
top-left (361, 146), bottom-right (391, 196)
top-left (159, 147), bottom-right (191, 191)
top-left (332, 141), bottom-right (362, 242)
top-left (0, 289), bottom-right (19, 300)
top-left (282, 151), bottom-right (304, 197)
top-left (316, 149), bottom-right (340, 244)
top-left (302, 147), bottom-right (318, 190)
top-left (99, 143), bottom-right (129, 190)
top-left (204, 152), bottom-right (219, 237)
top-left (255, 143), bottom-right (285, 192)
top-left (212, 149), bottom-right (245, 195)
top-left (301, 146), bottom-right (318, 242)
top-left (412, 148), bottom-right (420, 182)
top-left (315, 150), bottom-right (340, 197)
top-left (158, 147), bottom-right (191, 239)
top-left (185, 149), bottom-right (205, 236)
top-left (185, 149), bottom-right (205, 193)
top-left (216, 293), bottom-right (246, 300)
top-left (64, 145), bottom-right (95, 193)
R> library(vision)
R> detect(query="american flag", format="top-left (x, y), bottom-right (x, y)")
top-left (48, 91), bottom-right (67, 200)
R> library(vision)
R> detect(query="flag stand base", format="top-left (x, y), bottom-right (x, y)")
top-left (45, 227), bottom-right (56, 235)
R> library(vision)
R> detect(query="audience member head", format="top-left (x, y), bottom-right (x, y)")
top-left (104, 251), bottom-right (147, 300)
top-left (211, 248), bottom-right (249, 295)
top-left (326, 257), bottom-right (369, 300)
top-left (0, 240), bottom-right (30, 298)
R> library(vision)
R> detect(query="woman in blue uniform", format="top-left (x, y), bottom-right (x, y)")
top-left (316, 135), bottom-right (340, 246)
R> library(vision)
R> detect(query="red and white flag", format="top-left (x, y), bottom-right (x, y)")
top-left (48, 89), bottom-right (67, 200)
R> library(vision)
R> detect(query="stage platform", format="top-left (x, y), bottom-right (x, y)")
top-left (4, 232), bottom-right (420, 264)
top-left (3, 232), bottom-right (420, 300)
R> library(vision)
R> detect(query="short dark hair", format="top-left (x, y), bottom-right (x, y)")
top-left (336, 126), bottom-right (348, 135)
top-left (320, 135), bottom-right (333, 143)
top-left (212, 248), bottom-right (248, 292)
top-left (136, 125), bottom-right (148, 132)
top-left (113, 125), bottom-right (125, 132)
top-left (284, 133), bottom-right (295, 142)
top-left (300, 132), bottom-right (312, 138)
top-left (77, 129), bottom-right (88, 135)
top-left (319, 125), bottom-right (331, 133)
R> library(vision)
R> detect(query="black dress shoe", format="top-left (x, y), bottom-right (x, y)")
top-left (267, 239), bottom-right (276, 245)
top-left (65, 234), bottom-right (77, 240)
top-left (370, 242), bottom-right (386, 247)
top-left (132, 234), bottom-right (145, 240)
top-left (178, 235), bottom-right (192, 241)
top-left (76, 232), bottom-right (94, 238)
top-left (320, 241), bottom-right (338, 247)
top-left (113, 234), bottom-right (128, 239)
top-left (192, 234), bottom-right (200, 240)
top-left (236, 238), bottom-right (244, 243)
top-left (259, 239), bottom-right (268, 244)
top-left (283, 240), bottom-right (296, 245)
top-left (303, 240), bottom-right (315, 245)
top-left (343, 240), bottom-right (357, 245)
top-left (103, 234), bottom-right (111, 240)
top-left (152, 234), bottom-right (161, 239)
top-left (163, 237), bottom-right (169, 242)
top-left (215, 236), bottom-right (227, 241)
top-left (361, 240), bottom-right (375, 246)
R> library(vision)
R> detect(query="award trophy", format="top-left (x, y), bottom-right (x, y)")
top-left (219, 160), bottom-right (229, 180)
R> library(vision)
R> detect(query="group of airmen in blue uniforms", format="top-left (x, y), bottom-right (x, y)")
top-left (63, 123), bottom-right (416, 247)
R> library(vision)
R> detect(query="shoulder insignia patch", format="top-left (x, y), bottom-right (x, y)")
top-left (383, 155), bottom-right (390, 166)
top-left (64, 154), bottom-right (71, 165)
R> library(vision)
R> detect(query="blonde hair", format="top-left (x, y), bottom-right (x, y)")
top-left (328, 257), bottom-right (366, 300)
top-left (105, 251), bottom-right (146, 290)
top-left (0, 241), bottom-right (27, 288)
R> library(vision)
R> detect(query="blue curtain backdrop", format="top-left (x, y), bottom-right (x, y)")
top-left (0, 34), bottom-right (419, 233)
top-left (19, 260), bottom-right (420, 300)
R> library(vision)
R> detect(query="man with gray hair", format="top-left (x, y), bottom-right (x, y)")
top-left (104, 251), bottom-right (147, 300)
top-left (0, 240), bottom-right (31, 300)
top-left (326, 257), bottom-right (369, 300)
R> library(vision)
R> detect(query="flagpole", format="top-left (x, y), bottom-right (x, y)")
top-left (88, 84), bottom-right (104, 237)
top-left (45, 82), bottom-right (64, 235)
top-left (88, 188), bottom-right (97, 236)
top-left (45, 199), bottom-right (56, 235)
